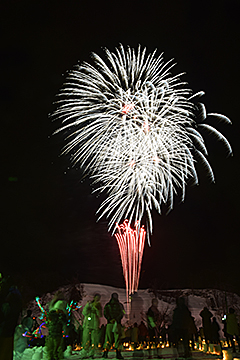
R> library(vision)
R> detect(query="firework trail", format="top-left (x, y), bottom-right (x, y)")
top-left (53, 44), bottom-right (232, 240)
top-left (115, 220), bottom-right (146, 304)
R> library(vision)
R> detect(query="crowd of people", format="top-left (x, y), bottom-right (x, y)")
top-left (1, 273), bottom-right (240, 360)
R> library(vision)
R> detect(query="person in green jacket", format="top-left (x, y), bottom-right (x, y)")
top-left (80, 293), bottom-right (102, 358)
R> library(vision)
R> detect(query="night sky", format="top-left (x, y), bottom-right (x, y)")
top-left (1, 1), bottom-right (240, 302)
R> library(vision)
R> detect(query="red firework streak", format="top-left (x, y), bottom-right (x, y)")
top-left (114, 220), bottom-right (146, 310)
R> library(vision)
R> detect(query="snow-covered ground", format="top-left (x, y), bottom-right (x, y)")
top-left (14, 347), bottom-right (233, 360)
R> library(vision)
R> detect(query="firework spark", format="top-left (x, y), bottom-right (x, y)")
top-left (115, 220), bottom-right (146, 308)
top-left (53, 44), bottom-right (232, 239)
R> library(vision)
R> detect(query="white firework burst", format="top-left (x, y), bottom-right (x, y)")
top-left (52, 44), bottom-right (232, 238)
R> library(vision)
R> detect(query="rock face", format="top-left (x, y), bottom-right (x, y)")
top-left (27, 283), bottom-right (240, 336)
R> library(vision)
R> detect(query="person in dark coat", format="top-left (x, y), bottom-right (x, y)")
top-left (146, 298), bottom-right (161, 358)
top-left (189, 316), bottom-right (198, 350)
top-left (200, 307), bottom-right (213, 343)
top-left (211, 317), bottom-right (221, 344)
top-left (226, 308), bottom-right (240, 352)
top-left (102, 293), bottom-right (125, 359)
top-left (0, 275), bottom-right (22, 360)
top-left (171, 297), bottom-right (192, 359)
top-left (147, 299), bottom-right (160, 344)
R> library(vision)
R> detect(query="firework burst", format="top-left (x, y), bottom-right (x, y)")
top-left (53, 44), bottom-right (232, 239)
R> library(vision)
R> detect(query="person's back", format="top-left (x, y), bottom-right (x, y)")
top-left (102, 293), bottom-right (124, 359)
top-left (200, 307), bottom-right (213, 326)
top-left (104, 297), bottom-right (124, 324)
top-left (226, 310), bottom-right (239, 336)
top-left (211, 317), bottom-right (220, 343)
top-left (226, 308), bottom-right (240, 352)
top-left (173, 306), bottom-right (191, 330)
top-left (172, 297), bottom-right (192, 359)
top-left (200, 307), bottom-right (213, 342)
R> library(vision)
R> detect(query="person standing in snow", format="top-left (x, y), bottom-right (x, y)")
top-left (45, 292), bottom-right (67, 360)
top-left (147, 298), bottom-right (160, 348)
top-left (102, 293), bottom-right (125, 359)
top-left (200, 307), bottom-right (213, 343)
top-left (211, 317), bottom-right (221, 345)
top-left (171, 297), bottom-right (192, 359)
top-left (80, 293), bottom-right (102, 358)
top-left (226, 308), bottom-right (240, 353)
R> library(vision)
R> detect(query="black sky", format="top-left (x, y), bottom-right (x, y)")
top-left (1, 1), bottom-right (240, 301)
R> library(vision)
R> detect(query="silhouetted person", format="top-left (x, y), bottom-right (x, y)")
top-left (222, 319), bottom-right (230, 347)
top-left (102, 293), bottom-right (125, 359)
top-left (211, 317), bottom-right (220, 344)
top-left (226, 308), bottom-right (240, 353)
top-left (147, 298), bottom-right (160, 352)
top-left (200, 307), bottom-right (213, 343)
top-left (171, 297), bottom-right (192, 359)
